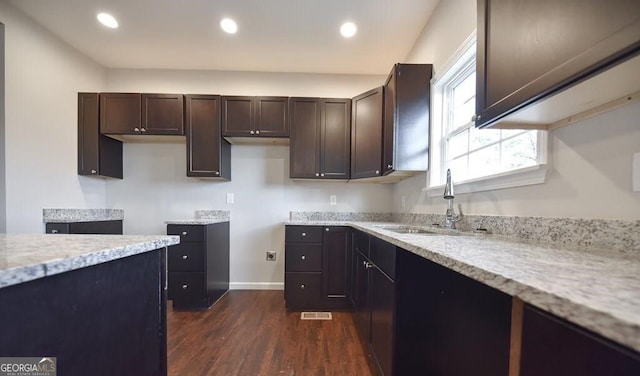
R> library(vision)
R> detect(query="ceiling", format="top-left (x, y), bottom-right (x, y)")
top-left (10, 0), bottom-right (440, 75)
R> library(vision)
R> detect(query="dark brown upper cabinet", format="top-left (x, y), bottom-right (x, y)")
top-left (184, 95), bottom-right (230, 180)
top-left (351, 87), bottom-right (383, 179)
top-left (382, 64), bottom-right (433, 176)
top-left (221, 96), bottom-right (289, 138)
top-left (476, 0), bottom-right (640, 129)
top-left (77, 93), bottom-right (123, 179)
top-left (289, 97), bottom-right (351, 179)
top-left (99, 93), bottom-right (184, 135)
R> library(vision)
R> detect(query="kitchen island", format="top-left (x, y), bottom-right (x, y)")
top-left (0, 234), bottom-right (179, 376)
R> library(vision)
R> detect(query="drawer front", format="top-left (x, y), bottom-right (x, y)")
top-left (167, 224), bottom-right (205, 242)
top-left (46, 223), bottom-right (70, 234)
top-left (167, 243), bottom-right (205, 272)
top-left (285, 226), bottom-right (323, 243)
top-left (285, 243), bottom-right (322, 272)
top-left (168, 272), bottom-right (205, 301)
top-left (370, 236), bottom-right (396, 279)
top-left (285, 272), bottom-right (322, 310)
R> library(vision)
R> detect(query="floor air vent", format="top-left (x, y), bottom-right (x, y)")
top-left (300, 312), bottom-right (332, 320)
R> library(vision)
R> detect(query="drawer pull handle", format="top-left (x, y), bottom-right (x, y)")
top-left (182, 284), bottom-right (188, 290)
top-left (301, 255), bottom-right (306, 260)
top-left (182, 255), bottom-right (188, 260)
top-left (301, 232), bottom-right (306, 237)
top-left (181, 231), bottom-right (188, 236)
top-left (51, 229), bottom-right (59, 234)
top-left (300, 284), bottom-right (305, 289)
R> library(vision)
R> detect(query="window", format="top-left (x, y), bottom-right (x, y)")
top-left (428, 31), bottom-right (547, 194)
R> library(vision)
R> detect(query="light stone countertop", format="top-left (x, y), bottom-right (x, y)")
top-left (43, 208), bottom-right (124, 223)
top-left (286, 220), bottom-right (640, 352)
top-left (165, 219), bottom-right (229, 225)
top-left (0, 234), bottom-right (179, 289)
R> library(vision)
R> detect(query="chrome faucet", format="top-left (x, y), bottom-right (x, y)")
top-left (443, 169), bottom-right (463, 229)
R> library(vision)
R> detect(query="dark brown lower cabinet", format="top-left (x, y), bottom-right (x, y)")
top-left (166, 222), bottom-right (230, 310)
top-left (0, 249), bottom-right (167, 375)
top-left (395, 248), bottom-right (512, 376)
top-left (45, 220), bottom-right (123, 234)
top-left (284, 226), bottom-right (349, 310)
top-left (520, 304), bottom-right (640, 376)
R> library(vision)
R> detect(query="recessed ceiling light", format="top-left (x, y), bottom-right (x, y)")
top-left (340, 22), bottom-right (357, 38)
top-left (97, 13), bottom-right (118, 29)
top-left (220, 18), bottom-right (238, 34)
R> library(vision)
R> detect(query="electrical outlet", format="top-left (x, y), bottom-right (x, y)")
top-left (226, 193), bottom-right (234, 204)
top-left (266, 251), bottom-right (277, 261)
top-left (330, 195), bottom-right (337, 205)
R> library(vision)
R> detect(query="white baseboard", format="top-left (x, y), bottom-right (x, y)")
top-left (229, 282), bottom-right (284, 290)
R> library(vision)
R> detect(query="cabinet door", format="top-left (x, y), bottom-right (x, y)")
top-left (77, 93), bottom-right (123, 178)
top-left (141, 93), bottom-right (184, 135)
top-left (99, 93), bottom-right (141, 134)
top-left (320, 98), bottom-right (351, 179)
top-left (185, 95), bottom-right (230, 179)
top-left (255, 96), bottom-right (289, 137)
top-left (221, 96), bottom-right (255, 136)
top-left (351, 87), bottom-right (383, 179)
top-left (395, 249), bottom-right (511, 376)
top-left (476, 0), bottom-right (640, 128)
top-left (520, 305), bottom-right (640, 376)
top-left (382, 64), bottom-right (432, 175)
top-left (354, 251), bottom-right (371, 342)
top-left (321, 227), bottom-right (350, 309)
top-left (370, 266), bottom-right (395, 376)
top-left (289, 97), bottom-right (321, 178)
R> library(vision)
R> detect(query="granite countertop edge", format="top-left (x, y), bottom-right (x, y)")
top-left (165, 219), bottom-right (230, 225)
top-left (0, 234), bottom-right (180, 289)
top-left (286, 220), bottom-right (640, 353)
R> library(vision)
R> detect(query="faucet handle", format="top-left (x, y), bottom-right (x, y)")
top-left (454, 204), bottom-right (464, 223)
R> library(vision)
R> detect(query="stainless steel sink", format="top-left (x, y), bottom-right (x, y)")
top-left (375, 225), bottom-right (439, 235)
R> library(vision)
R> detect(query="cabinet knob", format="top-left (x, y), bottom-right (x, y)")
top-left (141, 127), bottom-right (146, 132)
top-left (134, 127), bottom-right (140, 132)
top-left (181, 231), bottom-right (188, 236)
top-left (300, 284), bottom-right (305, 289)
top-left (315, 173), bottom-right (319, 177)
top-left (182, 284), bottom-right (188, 290)
top-left (214, 171), bottom-right (220, 175)
top-left (182, 255), bottom-right (188, 260)
top-left (471, 114), bottom-right (480, 122)
top-left (387, 164), bottom-right (392, 169)
top-left (301, 255), bottom-right (306, 260)
top-left (51, 229), bottom-right (59, 234)
top-left (91, 169), bottom-right (97, 174)
top-left (325, 228), bottom-right (329, 232)
top-left (250, 130), bottom-right (255, 135)
top-left (375, 170), bottom-right (380, 175)
top-left (255, 130), bottom-right (260, 135)
top-left (365, 262), bottom-right (373, 269)
top-left (320, 173), bottom-right (325, 177)
top-left (301, 232), bottom-right (306, 237)
top-left (363, 261), bottom-right (367, 266)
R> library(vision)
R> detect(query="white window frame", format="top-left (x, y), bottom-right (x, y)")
top-left (425, 31), bottom-right (549, 197)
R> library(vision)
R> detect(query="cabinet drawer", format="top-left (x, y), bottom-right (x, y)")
top-left (285, 244), bottom-right (322, 272)
top-left (370, 237), bottom-right (396, 279)
top-left (285, 226), bottom-right (323, 243)
top-left (285, 272), bottom-right (322, 310)
top-left (167, 243), bottom-right (205, 272)
top-left (167, 224), bottom-right (205, 242)
top-left (168, 272), bottom-right (205, 301)
top-left (46, 223), bottom-right (70, 234)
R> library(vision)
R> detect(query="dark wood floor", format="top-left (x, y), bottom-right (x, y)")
top-left (167, 290), bottom-right (375, 376)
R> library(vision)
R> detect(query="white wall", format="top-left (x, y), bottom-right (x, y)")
top-left (105, 69), bottom-right (392, 288)
top-left (394, 0), bottom-right (640, 220)
top-left (0, 2), bottom-right (107, 233)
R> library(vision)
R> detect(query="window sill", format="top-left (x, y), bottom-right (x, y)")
top-left (424, 164), bottom-right (549, 197)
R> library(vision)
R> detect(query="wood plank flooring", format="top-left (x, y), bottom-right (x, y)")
top-left (167, 290), bottom-right (376, 376)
